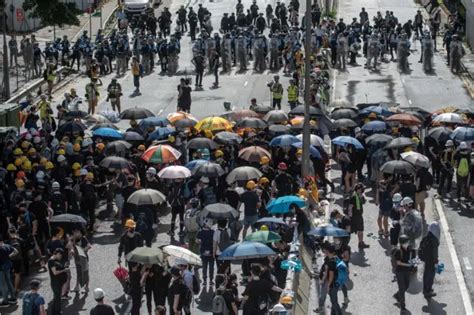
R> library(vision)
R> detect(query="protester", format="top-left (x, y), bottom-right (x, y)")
top-left (90, 288), bottom-right (115, 315)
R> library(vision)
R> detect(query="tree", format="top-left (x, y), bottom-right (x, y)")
top-left (23, 0), bottom-right (81, 27)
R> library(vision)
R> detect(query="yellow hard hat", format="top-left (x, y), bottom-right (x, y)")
top-left (39, 157), bottom-right (48, 166)
top-left (280, 295), bottom-right (294, 305)
top-left (260, 156), bottom-right (270, 165)
top-left (125, 219), bottom-right (136, 228)
top-left (215, 150), bottom-right (224, 158)
top-left (28, 148), bottom-right (36, 155)
top-left (86, 172), bottom-right (94, 180)
top-left (411, 136), bottom-right (420, 144)
top-left (22, 160), bottom-right (32, 171)
top-left (15, 179), bottom-right (25, 188)
top-left (96, 143), bottom-right (105, 151)
top-left (6, 164), bottom-right (16, 171)
top-left (137, 144), bottom-right (146, 151)
top-left (13, 148), bottom-right (22, 156)
top-left (72, 162), bottom-right (81, 170)
top-left (14, 158), bottom-right (23, 167)
top-left (260, 224), bottom-right (269, 231)
top-left (21, 141), bottom-right (30, 149)
top-left (259, 177), bottom-right (270, 185)
top-left (73, 143), bottom-right (81, 152)
top-left (298, 188), bottom-right (308, 198)
top-left (368, 112), bottom-right (377, 119)
top-left (168, 135), bottom-right (175, 143)
top-left (296, 149), bottom-right (303, 156)
top-left (45, 161), bottom-right (54, 170)
top-left (246, 180), bottom-right (256, 190)
top-left (57, 149), bottom-right (66, 155)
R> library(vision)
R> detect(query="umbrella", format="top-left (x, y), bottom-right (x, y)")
top-left (360, 105), bottom-right (393, 117)
top-left (238, 146), bottom-right (271, 163)
top-left (317, 115), bottom-right (335, 136)
top-left (174, 118), bottom-right (198, 129)
top-left (386, 113), bottom-right (422, 126)
top-left (236, 117), bottom-right (267, 129)
top-left (380, 160), bottom-right (416, 175)
top-left (125, 247), bottom-right (163, 265)
top-left (138, 117), bottom-right (169, 129)
top-left (120, 107), bottom-right (155, 120)
top-left (330, 108), bottom-right (358, 120)
top-left (90, 122), bottom-right (119, 131)
top-left (147, 127), bottom-right (176, 141)
top-left (214, 132), bottom-right (243, 145)
top-left (49, 214), bottom-right (87, 225)
top-left (185, 159), bottom-right (208, 171)
top-left (330, 99), bottom-right (351, 108)
top-left (308, 225), bottom-right (350, 237)
top-left (332, 136), bottom-right (364, 149)
top-left (386, 137), bottom-right (414, 150)
top-left (163, 245), bottom-right (202, 266)
top-left (244, 231), bottom-right (281, 243)
top-left (158, 165), bottom-right (191, 179)
top-left (167, 111), bottom-right (197, 124)
top-left (65, 110), bottom-right (88, 119)
top-left (361, 120), bottom-right (387, 133)
top-left (98, 110), bottom-right (120, 123)
top-left (289, 105), bottom-right (323, 116)
top-left (229, 109), bottom-right (259, 121)
top-left (87, 114), bottom-right (110, 123)
top-left (226, 166), bottom-right (263, 184)
top-left (195, 116), bottom-right (232, 132)
top-left (427, 127), bottom-right (453, 143)
top-left (451, 126), bottom-right (474, 142)
top-left (124, 131), bottom-right (145, 142)
top-left (100, 156), bottom-right (130, 169)
top-left (93, 127), bottom-right (123, 139)
top-left (219, 241), bottom-right (276, 260)
top-left (127, 189), bottom-right (166, 205)
top-left (366, 134), bottom-right (393, 147)
top-left (432, 113), bottom-right (465, 124)
top-left (193, 161), bottom-right (225, 177)
top-left (291, 142), bottom-right (322, 159)
top-left (200, 203), bottom-right (239, 220)
top-left (296, 134), bottom-right (325, 148)
top-left (269, 135), bottom-right (300, 147)
top-left (333, 118), bottom-right (358, 129)
top-left (401, 151), bottom-right (431, 168)
top-left (57, 121), bottom-right (87, 134)
top-left (105, 140), bottom-right (132, 156)
top-left (263, 110), bottom-right (289, 123)
top-left (267, 195), bottom-right (306, 214)
top-left (253, 104), bottom-right (273, 114)
top-left (141, 145), bottom-right (182, 164)
top-left (255, 217), bottom-right (288, 226)
top-left (268, 124), bottom-right (291, 136)
top-left (186, 137), bottom-right (218, 150)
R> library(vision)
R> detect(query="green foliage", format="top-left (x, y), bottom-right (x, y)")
top-left (323, 10), bottom-right (337, 19)
top-left (22, 0), bottom-right (81, 27)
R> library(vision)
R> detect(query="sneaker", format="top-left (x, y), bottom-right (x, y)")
top-left (343, 296), bottom-right (350, 305)
top-left (358, 242), bottom-right (370, 249)
top-left (210, 280), bottom-right (214, 286)
top-left (8, 298), bottom-right (17, 305)
top-left (202, 281), bottom-right (207, 287)
top-left (0, 302), bottom-right (9, 308)
top-left (314, 306), bottom-right (324, 313)
top-left (167, 230), bottom-right (174, 236)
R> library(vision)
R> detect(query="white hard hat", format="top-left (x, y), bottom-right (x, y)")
top-left (401, 196), bottom-right (414, 206)
top-left (445, 140), bottom-right (454, 147)
top-left (200, 176), bottom-right (210, 184)
top-left (147, 167), bottom-right (157, 175)
top-left (36, 171), bottom-right (45, 180)
top-left (57, 155), bottom-right (66, 162)
top-left (354, 127), bottom-right (361, 134)
top-left (271, 303), bottom-right (287, 312)
top-left (459, 141), bottom-right (468, 150)
top-left (80, 168), bottom-right (88, 176)
top-left (392, 193), bottom-right (402, 203)
top-left (82, 137), bottom-right (93, 147)
top-left (93, 288), bottom-right (105, 300)
top-left (33, 136), bottom-right (41, 144)
top-left (52, 181), bottom-right (60, 189)
top-left (25, 133), bottom-right (32, 141)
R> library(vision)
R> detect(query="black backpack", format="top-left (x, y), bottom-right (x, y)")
top-left (192, 274), bottom-right (200, 295)
top-left (49, 192), bottom-right (66, 215)
top-left (418, 236), bottom-right (429, 262)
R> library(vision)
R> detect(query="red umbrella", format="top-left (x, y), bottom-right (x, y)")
top-left (386, 113), bottom-right (422, 126)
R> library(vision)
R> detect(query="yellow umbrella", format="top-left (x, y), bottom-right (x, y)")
top-left (195, 116), bottom-right (232, 132)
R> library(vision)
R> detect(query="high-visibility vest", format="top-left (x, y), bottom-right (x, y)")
top-left (288, 85), bottom-right (298, 102)
top-left (272, 83), bottom-right (283, 99)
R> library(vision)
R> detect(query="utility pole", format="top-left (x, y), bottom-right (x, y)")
top-left (1, 0), bottom-right (10, 100)
top-left (301, 0), bottom-right (313, 178)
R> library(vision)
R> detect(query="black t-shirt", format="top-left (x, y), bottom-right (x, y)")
top-left (338, 216), bottom-right (351, 232)
top-left (240, 191), bottom-right (259, 216)
top-left (274, 173), bottom-right (293, 195)
top-left (222, 289), bottom-right (237, 315)
top-left (168, 278), bottom-right (188, 311)
top-left (326, 257), bottom-right (338, 288)
top-left (90, 304), bottom-right (115, 315)
top-left (0, 243), bottom-right (15, 266)
top-left (48, 258), bottom-right (67, 287)
top-left (225, 189), bottom-right (241, 209)
top-left (28, 200), bottom-right (49, 221)
top-left (394, 247), bottom-right (411, 272)
top-left (243, 278), bottom-right (274, 311)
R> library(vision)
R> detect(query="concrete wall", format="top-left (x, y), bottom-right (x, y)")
top-left (2, 0), bottom-right (42, 32)
top-left (462, 0), bottom-right (474, 48)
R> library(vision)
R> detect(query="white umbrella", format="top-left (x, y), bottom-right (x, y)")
top-left (401, 151), bottom-right (431, 168)
top-left (432, 113), bottom-right (465, 124)
top-left (87, 114), bottom-right (110, 123)
top-left (163, 245), bottom-right (202, 266)
top-left (127, 189), bottom-right (166, 205)
top-left (296, 134), bottom-right (325, 148)
top-left (158, 165), bottom-right (192, 179)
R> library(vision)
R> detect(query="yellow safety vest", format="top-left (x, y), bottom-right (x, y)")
top-left (288, 85), bottom-right (298, 102)
top-left (272, 83), bottom-right (283, 99)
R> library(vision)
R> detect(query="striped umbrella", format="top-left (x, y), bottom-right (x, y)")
top-left (195, 116), bottom-right (233, 132)
top-left (167, 111), bottom-right (198, 124)
top-left (141, 145), bottom-right (182, 164)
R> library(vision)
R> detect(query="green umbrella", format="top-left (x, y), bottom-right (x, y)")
top-left (125, 247), bottom-right (163, 265)
top-left (244, 231), bottom-right (281, 243)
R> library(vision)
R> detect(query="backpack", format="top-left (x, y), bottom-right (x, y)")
top-left (418, 236), bottom-right (429, 262)
top-left (212, 292), bottom-right (230, 315)
top-left (49, 193), bottom-right (66, 215)
top-left (402, 211), bottom-right (422, 239)
top-left (335, 257), bottom-right (348, 287)
top-left (135, 212), bottom-right (149, 234)
top-left (218, 228), bottom-right (232, 252)
top-left (457, 157), bottom-right (469, 177)
top-left (192, 273), bottom-right (200, 295)
top-left (22, 292), bottom-right (39, 315)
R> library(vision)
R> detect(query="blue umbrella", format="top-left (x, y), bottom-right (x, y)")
top-left (360, 105), bottom-right (393, 117)
top-left (267, 195), bottom-right (306, 214)
top-left (291, 142), bottom-right (322, 159)
top-left (185, 159), bottom-right (208, 171)
top-left (139, 117), bottom-right (169, 129)
top-left (218, 241), bottom-right (276, 260)
top-left (451, 127), bottom-right (474, 142)
top-left (269, 135), bottom-right (300, 147)
top-left (332, 136), bottom-right (364, 149)
top-left (361, 120), bottom-right (387, 133)
top-left (147, 127), bottom-right (176, 141)
top-left (93, 127), bottom-right (123, 139)
top-left (308, 225), bottom-right (350, 237)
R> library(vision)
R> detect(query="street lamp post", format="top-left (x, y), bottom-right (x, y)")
top-left (1, 0), bottom-right (10, 100)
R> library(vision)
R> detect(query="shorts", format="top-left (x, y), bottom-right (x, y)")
top-left (378, 207), bottom-right (391, 217)
top-left (115, 193), bottom-right (124, 210)
top-left (11, 260), bottom-right (22, 274)
top-left (243, 215), bottom-right (258, 227)
top-left (415, 191), bottom-right (428, 206)
top-left (351, 215), bottom-right (364, 232)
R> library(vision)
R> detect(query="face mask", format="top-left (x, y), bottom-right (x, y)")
top-left (401, 244), bottom-right (409, 249)
top-left (297, 157), bottom-right (302, 162)
top-left (334, 239), bottom-right (341, 245)
top-left (127, 230), bottom-right (135, 237)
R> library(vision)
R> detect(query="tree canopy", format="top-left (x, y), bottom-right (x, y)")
top-left (23, 0), bottom-right (81, 27)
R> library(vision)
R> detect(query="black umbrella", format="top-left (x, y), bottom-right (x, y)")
top-left (226, 166), bottom-right (263, 184)
top-left (253, 104), bottom-right (273, 114)
top-left (124, 131), bottom-right (145, 142)
top-left (268, 124), bottom-right (291, 136)
top-left (214, 132), bottom-right (242, 145)
top-left (427, 127), bottom-right (453, 143)
top-left (186, 137), bottom-right (218, 150)
top-left (263, 110), bottom-right (289, 123)
top-left (289, 105), bottom-right (323, 116)
top-left (386, 137), bottom-right (415, 150)
top-left (127, 188), bottom-right (166, 205)
top-left (193, 161), bottom-right (225, 177)
top-left (317, 115), bottom-right (335, 136)
top-left (50, 214), bottom-right (87, 225)
top-left (330, 108), bottom-right (359, 120)
top-left (174, 118), bottom-right (197, 129)
top-left (366, 134), bottom-right (393, 147)
top-left (236, 118), bottom-right (267, 129)
top-left (57, 121), bottom-right (87, 135)
top-left (99, 156), bottom-right (130, 169)
top-left (200, 203), bottom-right (239, 220)
top-left (333, 118), bottom-right (358, 129)
top-left (120, 107), bottom-right (155, 120)
top-left (91, 122), bottom-right (119, 131)
top-left (380, 160), bottom-right (416, 175)
top-left (105, 140), bottom-right (132, 156)
top-left (65, 110), bottom-right (88, 119)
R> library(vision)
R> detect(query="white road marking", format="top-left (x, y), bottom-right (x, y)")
top-left (244, 81), bottom-right (248, 87)
top-left (463, 257), bottom-right (472, 271)
top-left (408, 99), bottom-right (412, 105)
top-left (435, 198), bottom-right (473, 314)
